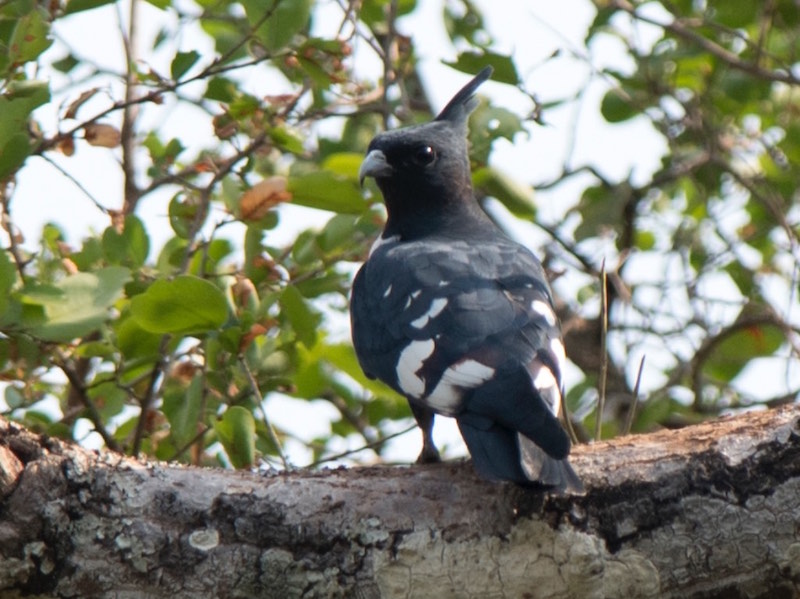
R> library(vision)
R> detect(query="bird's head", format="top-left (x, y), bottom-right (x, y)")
top-left (359, 67), bottom-right (493, 237)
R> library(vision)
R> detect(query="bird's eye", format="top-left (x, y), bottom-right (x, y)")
top-left (412, 145), bottom-right (436, 166)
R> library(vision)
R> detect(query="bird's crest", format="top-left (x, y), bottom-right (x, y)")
top-left (434, 66), bottom-right (493, 126)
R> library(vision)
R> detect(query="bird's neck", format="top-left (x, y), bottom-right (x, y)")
top-left (380, 181), bottom-right (492, 240)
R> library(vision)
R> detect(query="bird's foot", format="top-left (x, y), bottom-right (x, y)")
top-left (416, 444), bottom-right (441, 464)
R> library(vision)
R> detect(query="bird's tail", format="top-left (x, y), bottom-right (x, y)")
top-left (518, 435), bottom-right (584, 495)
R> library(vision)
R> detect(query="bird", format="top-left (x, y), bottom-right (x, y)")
top-left (349, 66), bottom-right (583, 494)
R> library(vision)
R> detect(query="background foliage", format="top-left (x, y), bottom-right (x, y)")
top-left (0, 0), bottom-right (798, 469)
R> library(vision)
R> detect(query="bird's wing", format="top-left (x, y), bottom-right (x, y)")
top-left (351, 235), bottom-right (565, 424)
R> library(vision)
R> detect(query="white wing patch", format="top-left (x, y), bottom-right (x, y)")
top-left (530, 359), bottom-right (561, 417)
top-left (403, 289), bottom-right (423, 310)
top-left (396, 339), bottom-right (435, 398)
top-left (382, 284), bottom-right (393, 298)
top-left (531, 300), bottom-right (557, 327)
top-left (369, 233), bottom-right (399, 257)
top-left (550, 338), bottom-right (566, 375)
top-left (427, 359), bottom-right (495, 415)
top-left (410, 298), bottom-right (448, 329)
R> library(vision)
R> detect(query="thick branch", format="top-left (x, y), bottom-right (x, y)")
top-left (1, 406), bottom-right (799, 598)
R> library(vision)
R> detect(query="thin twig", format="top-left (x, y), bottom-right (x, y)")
top-left (55, 356), bottom-right (122, 452)
top-left (0, 185), bottom-right (30, 282)
top-left (595, 261), bottom-right (609, 441)
top-left (560, 386), bottom-right (580, 445)
top-left (40, 154), bottom-right (110, 215)
top-left (612, 0), bottom-right (800, 85)
top-left (168, 425), bottom-right (212, 463)
top-left (306, 423), bottom-right (418, 468)
top-left (624, 355), bottom-right (646, 435)
top-left (239, 356), bottom-right (289, 469)
top-left (117, 0), bottom-right (141, 214)
top-left (378, 0), bottom-right (399, 129)
top-left (132, 335), bottom-right (171, 455)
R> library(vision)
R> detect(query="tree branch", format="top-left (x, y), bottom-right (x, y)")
top-left (1, 406), bottom-right (798, 597)
top-left (613, 0), bottom-right (800, 85)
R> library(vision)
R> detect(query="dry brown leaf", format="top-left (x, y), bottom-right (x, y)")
top-left (231, 276), bottom-right (258, 312)
top-left (64, 88), bottom-right (101, 120)
top-left (61, 258), bottom-right (78, 275)
top-left (171, 361), bottom-right (199, 383)
top-left (84, 123), bottom-right (121, 148)
top-left (57, 135), bottom-right (75, 156)
top-left (212, 114), bottom-right (237, 139)
top-left (239, 322), bottom-right (270, 352)
top-left (239, 176), bottom-right (291, 221)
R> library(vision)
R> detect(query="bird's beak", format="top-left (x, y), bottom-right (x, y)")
top-left (358, 149), bottom-right (393, 187)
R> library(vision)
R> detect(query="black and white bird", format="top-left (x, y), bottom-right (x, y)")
top-left (350, 67), bottom-right (583, 493)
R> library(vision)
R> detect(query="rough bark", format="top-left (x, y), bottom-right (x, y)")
top-left (1, 406), bottom-right (799, 599)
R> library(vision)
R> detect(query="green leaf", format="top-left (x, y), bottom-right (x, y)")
top-left (170, 50), bottom-right (200, 81)
top-left (130, 275), bottom-right (229, 335)
top-left (294, 347), bottom-right (327, 399)
top-left (114, 311), bottom-right (163, 361)
top-left (51, 53), bottom-right (80, 73)
top-left (322, 153), bottom-right (363, 178)
top-left (600, 88), bottom-right (637, 123)
top-left (64, 0), bottom-right (115, 14)
top-left (358, 0), bottom-right (416, 25)
top-left (296, 55), bottom-right (332, 89)
top-left (585, 5), bottom-right (616, 42)
top-left (718, 70), bottom-right (770, 104)
top-left (472, 166), bottom-right (536, 218)
top-left (0, 249), bottom-right (17, 317)
top-left (8, 8), bottom-right (52, 65)
top-left (0, 134), bottom-right (31, 182)
top-left (635, 230), bottom-right (656, 251)
top-left (4, 385), bottom-right (24, 409)
top-left (199, 18), bottom-right (246, 58)
top-left (0, 81), bottom-right (50, 180)
top-left (468, 102), bottom-right (524, 164)
top-left (0, 0), bottom-right (37, 19)
top-left (21, 267), bottom-right (131, 342)
top-left (291, 229), bottom-right (318, 265)
top-left (703, 320), bottom-right (785, 382)
top-left (269, 125), bottom-right (305, 155)
top-left (187, 238), bottom-right (234, 276)
top-left (242, 0), bottom-right (312, 51)
top-left (322, 342), bottom-right (405, 400)
top-left (287, 169), bottom-right (366, 214)
top-left (444, 51), bottom-right (519, 85)
top-left (1, 81), bottom-right (50, 133)
top-left (205, 76), bottom-right (237, 103)
top-left (294, 271), bottom-right (347, 298)
top-left (102, 215), bottom-right (150, 268)
top-left (87, 379), bottom-right (127, 420)
top-left (279, 285), bottom-right (320, 348)
top-left (710, 0), bottom-right (758, 28)
top-left (318, 214), bottom-right (358, 252)
top-left (444, 1), bottom-right (488, 47)
top-left (215, 406), bottom-right (256, 469)
top-left (724, 261), bottom-right (754, 296)
top-left (164, 376), bottom-right (204, 448)
top-left (573, 183), bottom-right (630, 243)
top-left (168, 194), bottom-right (202, 239)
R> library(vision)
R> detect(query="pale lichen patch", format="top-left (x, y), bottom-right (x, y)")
top-left (189, 528), bottom-right (220, 551)
top-left (373, 518), bottom-right (646, 599)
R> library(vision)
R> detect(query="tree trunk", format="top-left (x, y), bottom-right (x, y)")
top-left (1, 406), bottom-right (799, 599)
